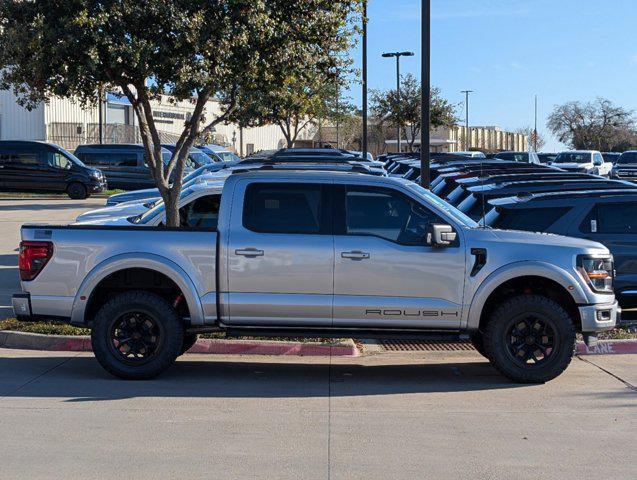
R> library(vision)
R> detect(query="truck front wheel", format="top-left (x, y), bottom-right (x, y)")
top-left (483, 295), bottom-right (576, 383)
top-left (91, 291), bottom-right (184, 380)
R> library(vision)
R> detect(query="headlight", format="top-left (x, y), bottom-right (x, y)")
top-left (577, 255), bottom-right (614, 293)
top-left (90, 171), bottom-right (102, 179)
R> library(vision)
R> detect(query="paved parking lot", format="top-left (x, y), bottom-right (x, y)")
top-left (0, 349), bottom-right (635, 480)
top-left (0, 197), bottom-right (635, 479)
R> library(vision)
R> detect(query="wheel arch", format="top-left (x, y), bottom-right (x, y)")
top-left (71, 253), bottom-right (205, 326)
top-left (466, 262), bottom-right (586, 332)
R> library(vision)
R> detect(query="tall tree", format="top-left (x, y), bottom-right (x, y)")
top-left (370, 74), bottom-right (457, 152)
top-left (0, 0), bottom-right (359, 225)
top-left (547, 98), bottom-right (635, 151)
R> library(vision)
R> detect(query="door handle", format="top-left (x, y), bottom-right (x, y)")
top-left (235, 248), bottom-right (264, 258)
top-left (341, 250), bottom-right (370, 260)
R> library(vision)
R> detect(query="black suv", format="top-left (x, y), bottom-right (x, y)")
top-left (0, 141), bottom-right (105, 199)
top-left (484, 189), bottom-right (637, 311)
top-left (610, 151), bottom-right (637, 183)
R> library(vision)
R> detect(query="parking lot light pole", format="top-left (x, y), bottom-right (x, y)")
top-left (461, 90), bottom-right (473, 150)
top-left (421, 0), bottom-right (430, 188)
top-left (362, 1), bottom-right (368, 161)
top-left (382, 51), bottom-right (414, 153)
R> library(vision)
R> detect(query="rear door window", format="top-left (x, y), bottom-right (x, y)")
top-left (596, 203), bottom-right (637, 233)
top-left (243, 183), bottom-right (324, 234)
top-left (493, 207), bottom-right (570, 232)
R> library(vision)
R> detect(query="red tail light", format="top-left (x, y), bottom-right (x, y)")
top-left (18, 241), bottom-right (53, 281)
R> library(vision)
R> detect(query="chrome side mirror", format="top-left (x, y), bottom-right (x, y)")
top-left (427, 224), bottom-right (457, 247)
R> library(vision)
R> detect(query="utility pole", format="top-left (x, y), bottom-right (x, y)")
top-left (421, 0), bottom-right (430, 188)
top-left (98, 86), bottom-right (104, 145)
top-left (382, 51), bottom-right (414, 153)
top-left (461, 90), bottom-right (473, 150)
top-left (534, 94), bottom-right (538, 152)
top-left (362, 1), bottom-right (368, 160)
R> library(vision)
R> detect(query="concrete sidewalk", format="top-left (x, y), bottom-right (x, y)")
top-left (0, 348), bottom-right (634, 479)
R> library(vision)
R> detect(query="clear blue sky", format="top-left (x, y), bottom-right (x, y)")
top-left (347, 0), bottom-right (637, 151)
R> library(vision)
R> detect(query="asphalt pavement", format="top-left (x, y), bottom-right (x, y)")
top-left (0, 349), bottom-right (634, 480)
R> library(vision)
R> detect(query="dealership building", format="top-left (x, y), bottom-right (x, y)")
top-left (0, 90), bottom-right (314, 155)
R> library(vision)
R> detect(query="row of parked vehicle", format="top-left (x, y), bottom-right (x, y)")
top-left (0, 140), bottom-right (241, 199)
top-left (13, 147), bottom-right (621, 382)
top-left (382, 151), bottom-right (637, 313)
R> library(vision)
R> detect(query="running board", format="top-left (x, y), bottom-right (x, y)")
top-left (206, 324), bottom-right (469, 341)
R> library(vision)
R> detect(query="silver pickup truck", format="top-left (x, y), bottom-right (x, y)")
top-left (13, 170), bottom-right (618, 382)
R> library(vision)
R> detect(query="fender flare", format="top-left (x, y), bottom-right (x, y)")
top-left (70, 253), bottom-right (205, 326)
top-left (465, 261), bottom-right (588, 331)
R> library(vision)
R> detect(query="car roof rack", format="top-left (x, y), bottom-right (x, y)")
top-left (230, 162), bottom-right (372, 175)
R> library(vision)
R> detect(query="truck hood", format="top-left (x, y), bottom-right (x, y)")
top-left (76, 202), bottom-right (150, 222)
top-left (106, 188), bottom-right (160, 206)
top-left (551, 162), bottom-right (590, 169)
top-left (466, 227), bottom-right (609, 255)
top-left (73, 215), bottom-right (135, 226)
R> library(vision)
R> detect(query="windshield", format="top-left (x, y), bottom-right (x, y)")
top-left (55, 146), bottom-right (86, 167)
top-left (132, 188), bottom-right (195, 225)
top-left (405, 183), bottom-right (478, 228)
top-left (189, 151), bottom-right (214, 167)
top-left (617, 152), bottom-right (637, 165)
top-left (216, 151), bottom-right (241, 163)
top-left (554, 152), bottom-right (591, 164)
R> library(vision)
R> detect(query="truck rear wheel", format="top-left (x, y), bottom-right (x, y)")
top-left (91, 291), bottom-right (184, 380)
top-left (483, 295), bottom-right (576, 383)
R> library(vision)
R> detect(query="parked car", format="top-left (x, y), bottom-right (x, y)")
top-left (483, 189), bottom-right (637, 310)
top-left (444, 172), bottom-right (595, 206)
top-left (494, 151), bottom-right (541, 164)
top-left (14, 170), bottom-right (617, 382)
top-left (537, 153), bottom-right (557, 164)
top-left (551, 151), bottom-right (612, 176)
top-left (610, 151), bottom-right (637, 182)
top-left (197, 144), bottom-right (241, 163)
top-left (74, 144), bottom-right (179, 190)
top-left (161, 144), bottom-right (215, 168)
top-left (456, 178), bottom-right (635, 220)
top-left (105, 161), bottom-right (231, 206)
top-left (454, 151), bottom-right (487, 158)
top-left (77, 180), bottom-right (224, 227)
top-left (602, 152), bottom-right (621, 164)
top-left (0, 140), bottom-right (106, 199)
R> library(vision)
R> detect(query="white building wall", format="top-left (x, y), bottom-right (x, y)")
top-left (0, 89), bottom-right (314, 153)
top-left (0, 90), bottom-right (46, 141)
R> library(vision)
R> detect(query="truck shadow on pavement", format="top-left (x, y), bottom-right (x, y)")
top-left (0, 355), bottom-right (526, 401)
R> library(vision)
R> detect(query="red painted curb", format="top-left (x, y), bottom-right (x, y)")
top-left (576, 339), bottom-right (637, 355)
top-left (0, 331), bottom-right (359, 357)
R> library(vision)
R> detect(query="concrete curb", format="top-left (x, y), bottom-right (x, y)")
top-left (575, 339), bottom-right (637, 355)
top-left (0, 330), bottom-right (359, 357)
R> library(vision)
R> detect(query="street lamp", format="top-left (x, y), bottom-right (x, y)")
top-left (421, 0), bottom-right (430, 188)
top-left (382, 51), bottom-right (414, 153)
top-left (461, 90), bottom-right (474, 150)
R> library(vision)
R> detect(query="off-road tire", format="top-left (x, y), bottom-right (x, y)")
top-left (179, 333), bottom-right (199, 356)
top-left (67, 182), bottom-right (88, 200)
top-left (483, 295), bottom-right (576, 383)
top-left (91, 291), bottom-right (184, 380)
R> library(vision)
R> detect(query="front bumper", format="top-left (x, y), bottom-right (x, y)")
top-left (88, 179), bottom-right (108, 193)
top-left (578, 301), bottom-right (618, 332)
